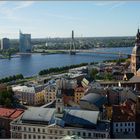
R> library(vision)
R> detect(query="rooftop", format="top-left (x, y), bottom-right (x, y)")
top-left (0, 108), bottom-right (24, 120)
top-left (20, 107), bottom-right (100, 129)
top-left (112, 105), bottom-right (135, 122)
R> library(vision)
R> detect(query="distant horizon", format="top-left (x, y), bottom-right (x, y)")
top-left (5, 35), bottom-right (135, 40)
top-left (0, 1), bottom-right (140, 38)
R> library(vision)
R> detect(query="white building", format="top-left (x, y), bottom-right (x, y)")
top-left (10, 89), bottom-right (110, 139)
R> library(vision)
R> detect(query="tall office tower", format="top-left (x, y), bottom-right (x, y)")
top-left (19, 31), bottom-right (32, 53)
top-left (1, 38), bottom-right (10, 50)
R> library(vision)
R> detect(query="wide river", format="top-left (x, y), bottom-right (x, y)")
top-left (0, 47), bottom-right (133, 78)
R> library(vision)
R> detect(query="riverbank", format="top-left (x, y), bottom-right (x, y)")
top-left (0, 47), bottom-right (132, 78)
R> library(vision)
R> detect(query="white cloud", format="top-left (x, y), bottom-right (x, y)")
top-left (45, 12), bottom-right (83, 21)
top-left (0, 1), bottom-right (34, 20)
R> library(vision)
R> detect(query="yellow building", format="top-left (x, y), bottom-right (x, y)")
top-left (44, 84), bottom-right (57, 103)
top-left (104, 105), bottom-right (112, 120)
top-left (34, 90), bottom-right (45, 105)
top-left (74, 86), bottom-right (85, 104)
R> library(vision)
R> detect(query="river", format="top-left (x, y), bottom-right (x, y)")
top-left (0, 47), bottom-right (133, 78)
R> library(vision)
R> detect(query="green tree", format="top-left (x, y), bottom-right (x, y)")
top-left (90, 68), bottom-right (98, 80)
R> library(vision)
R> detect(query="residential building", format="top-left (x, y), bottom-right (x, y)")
top-left (10, 89), bottom-right (110, 139)
top-left (112, 104), bottom-right (136, 138)
top-left (12, 85), bottom-right (45, 105)
top-left (136, 95), bottom-right (140, 138)
top-left (81, 78), bottom-right (89, 88)
top-left (0, 108), bottom-right (24, 138)
top-left (131, 28), bottom-right (140, 75)
top-left (74, 86), bottom-right (85, 104)
top-left (19, 31), bottom-right (32, 53)
top-left (1, 38), bottom-right (10, 50)
top-left (44, 83), bottom-right (57, 103)
top-left (56, 78), bottom-right (77, 89)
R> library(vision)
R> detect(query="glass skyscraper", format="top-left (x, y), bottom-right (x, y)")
top-left (19, 31), bottom-right (32, 53)
top-left (1, 38), bottom-right (10, 50)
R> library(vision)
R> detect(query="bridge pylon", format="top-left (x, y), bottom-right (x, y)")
top-left (69, 30), bottom-right (76, 55)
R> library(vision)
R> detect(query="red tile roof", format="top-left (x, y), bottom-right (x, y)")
top-left (112, 105), bottom-right (135, 122)
top-left (75, 86), bottom-right (85, 92)
top-left (0, 108), bottom-right (24, 120)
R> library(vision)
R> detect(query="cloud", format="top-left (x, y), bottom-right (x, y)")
top-left (93, 1), bottom-right (126, 10)
top-left (109, 1), bottom-right (126, 10)
top-left (45, 12), bottom-right (83, 21)
top-left (0, 1), bottom-right (34, 20)
top-left (14, 1), bottom-right (34, 10)
top-left (93, 1), bottom-right (120, 6)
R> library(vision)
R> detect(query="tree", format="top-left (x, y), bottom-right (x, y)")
top-left (90, 68), bottom-right (98, 80)
top-left (5, 98), bottom-right (11, 107)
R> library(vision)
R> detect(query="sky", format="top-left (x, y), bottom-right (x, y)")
top-left (0, 1), bottom-right (140, 38)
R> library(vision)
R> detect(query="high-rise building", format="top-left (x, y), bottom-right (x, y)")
top-left (131, 28), bottom-right (140, 75)
top-left (1, 38), bottom-right (10, 50)
top-left (19, 31), bottom-right (32, 53)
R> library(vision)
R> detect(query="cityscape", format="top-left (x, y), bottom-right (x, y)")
top-left (0, 1), bottom-right (140, 139)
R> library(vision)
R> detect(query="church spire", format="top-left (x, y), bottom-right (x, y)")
top-left (136, 28), bottom-right (140, 45)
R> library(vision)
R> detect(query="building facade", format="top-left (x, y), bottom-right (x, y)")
top-left (131, 28), bottom-right (140, 75)
top-left (112, 105), bottom-right (136, 138)
top-left (0, 108), bottom-right (24, 138)
top-left (12, 85), bottom-right (45, 105)
top-left (74, 86), bottom-right (85, 104)
top-left (19, 31), bottom-right (32, 53)
top-left (10, 89), bottom-right (110, 139)
top-left (44, 84), bottom-right (57, 103)
top-left (1, 38), bottom-right (10, 50)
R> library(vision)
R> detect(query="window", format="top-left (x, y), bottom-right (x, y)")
top-left (116, 123), bottom-right (118, 127)
top-left (43, 136), bottom-right (45, 139)
top-left (120, 123), bottom-right (122, 126)
top-left (83, 132), bottom-right (86, 137)
top-left (120, 129), bottom-right (122, 132)
top-left (59, 130), bottom-right (63, 134)
top-left (50, 130), bottom-right (52, 134)
top-left (132, 128), bottom-right (134, 132)
top-left (43, 129), bottom-right (45, 133)
top-left (24, 127), bottom-right (26, 131)
top-left (132, 122), bottom-right (134, 126)
top-left (67, 131), bottom-right (70, 135)
top-left (33, 135), bottom-right (36, 139)
top-left (24, 134), bottom-right (27, 139)
top-left (33, 128), bottom-right (36, 132)
top-left (38, 135), bottom-right (41, 139)
top-left (55, 130), bottom-right (57, 134)
top-left (125, 123), bottom-right (127, 126)
top-left (38, 128), bottom-right (40, 132)
top-left (116, 128), bottom-right (118, 132)
top-left (28, 134), bottom-right (31, 139)
top-left (77, 132), bottom-right (80, 136)
top-left (28, 127), bottom-right (31, 132)
top-left (88, 132), bottom-right (91, 137)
